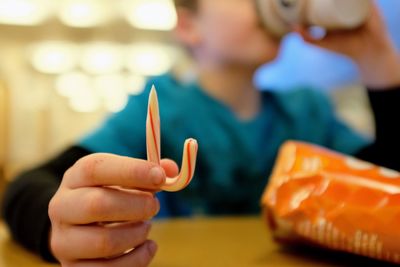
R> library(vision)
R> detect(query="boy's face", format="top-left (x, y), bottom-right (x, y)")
top-left (190, 0), bottom-right (281, 67)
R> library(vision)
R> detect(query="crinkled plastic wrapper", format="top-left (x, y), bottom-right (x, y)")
top-left (261, 141), bottom-right (400, 264)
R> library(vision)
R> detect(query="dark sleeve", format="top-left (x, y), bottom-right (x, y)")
top-left (354, 85), bottom-right (400, 171)
top-left (1, 145), bottom-right (91, 262)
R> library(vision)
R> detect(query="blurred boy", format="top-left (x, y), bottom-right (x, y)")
top-left (3, 0), bottom-right (400, 266)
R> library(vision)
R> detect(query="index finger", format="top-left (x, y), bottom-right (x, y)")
top-left (64, 153), bottom-right (166, 190)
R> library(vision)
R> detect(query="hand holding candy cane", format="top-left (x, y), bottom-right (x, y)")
top-left (48, 85), bottom-right (197, 266)
top-left (146, 85), bottom-right (198, 192)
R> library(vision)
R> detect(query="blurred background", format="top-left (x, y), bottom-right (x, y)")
top-left (0, 0), bottom-right (399, 187)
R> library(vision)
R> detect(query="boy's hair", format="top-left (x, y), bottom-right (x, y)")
top-left (173, 0), bottom-right (197, 10)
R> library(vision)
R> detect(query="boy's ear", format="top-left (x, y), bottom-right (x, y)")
top-left (173, 8), bottom-right (202, 46)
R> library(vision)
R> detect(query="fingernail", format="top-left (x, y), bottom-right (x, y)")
top-left (149, 167), bottom-right (164, 185)
top-left (143, 221), bottom-right (152, 234)
top-left (147, 240), bottom-right (158, 256)
top-left (308, 26), bottom-right (326, 40)
top-left (154, 197), bottom-right (160, 214)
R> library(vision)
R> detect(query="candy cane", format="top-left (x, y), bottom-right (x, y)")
top-left (146, 85), bottom-right (198, 192)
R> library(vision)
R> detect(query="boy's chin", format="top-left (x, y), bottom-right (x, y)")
top-left (233, 60), bottom-right (272, 70)
top-left (246, 47), bottom-right (280, 65)
top-left (246, 54), bottom-right (278, 67)
top-left (221, 53), bottom-right (278, 68)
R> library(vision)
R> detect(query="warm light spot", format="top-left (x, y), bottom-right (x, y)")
top-left (55, 72), bottom-right (91, 98)
top-left (120, 0), bottom-right (177, 31)
top-left (80, 43), bottom-right (124, 74)
top-left (93, 75), bottom-right (128, 112)
top-left (58, 0), bottom-right (112, 27)
top-left (125, 74), bottom-right (146, 95)
top-left (68, 89), bottom-right (100, 113)
top-left (126, 43), bottom-right (175, 76)
top-left (30, 41), bottom-right (78, 74)
top-left (0, 0), bottom-right (53, 26)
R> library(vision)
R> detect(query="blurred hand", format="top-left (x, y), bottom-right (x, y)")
top-left (48, 153), bottom-right (178, 267)
top-left (296, 3), bottom-right (400, 88)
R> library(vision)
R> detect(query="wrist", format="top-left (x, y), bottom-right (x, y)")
top-left (356, 43), bottom-right (400, 89)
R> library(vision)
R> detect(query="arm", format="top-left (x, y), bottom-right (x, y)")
top-left (3, 82), bottom-right (180, 266)
top-left (1, 145), bottom-right (91, 261)
top-left (297, 4), bottom-right (400, 89)
top-left (297, 4), bottom-right (400, 170)
top-left (3, 147), bottom-right (179, 267)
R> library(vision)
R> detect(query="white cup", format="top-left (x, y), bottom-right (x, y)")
top-left (306, 0), bottom-right (371, 29)
top-left (255, 0), bottom-right (372, 37)
top-left (256, 0), bottom-right (302, 36)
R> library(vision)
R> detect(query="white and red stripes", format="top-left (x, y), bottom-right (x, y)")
top-left (294, 220), bottom-right (400, 263)
top-left (146, 85), bottom-right (198, 192)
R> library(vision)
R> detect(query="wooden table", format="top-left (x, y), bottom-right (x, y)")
top-left (0, 217), bottom-right (397, 267)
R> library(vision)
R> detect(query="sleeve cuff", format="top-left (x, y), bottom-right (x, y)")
top-left (367, 85), bottom-right (400, 141)
top-left (38, 189), bottom-right (58, 262)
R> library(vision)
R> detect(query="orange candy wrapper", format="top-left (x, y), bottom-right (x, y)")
top-left (261, 141), bottom-right (400, 264)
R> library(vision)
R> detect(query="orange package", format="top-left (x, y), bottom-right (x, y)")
top-left (261, 141), bottom-right (400, 264)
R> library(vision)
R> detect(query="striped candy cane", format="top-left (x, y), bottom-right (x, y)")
top-left (146, 85), bottom-right (198, 192)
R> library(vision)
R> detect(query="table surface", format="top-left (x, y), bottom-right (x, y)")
top-left (0, 216), bottom-right (397, 267)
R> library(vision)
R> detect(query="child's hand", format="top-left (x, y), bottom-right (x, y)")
top-left (296, 3), bottom-right (400, 88)
top-left (48, 153), bottom-right (178, 267)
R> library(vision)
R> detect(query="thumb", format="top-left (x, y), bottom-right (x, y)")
top-left (160, 159), bottom-right (179, 178)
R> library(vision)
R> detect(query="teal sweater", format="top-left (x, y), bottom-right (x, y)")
top-left (79, 73), bottom-right (369, 216)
